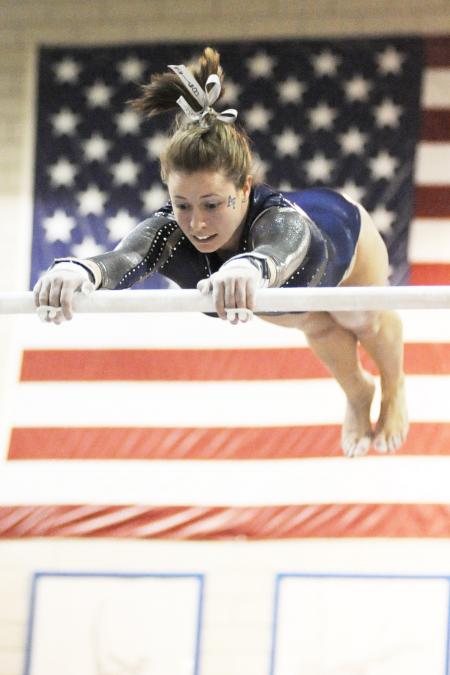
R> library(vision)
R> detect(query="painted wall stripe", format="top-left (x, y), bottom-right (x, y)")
top-left (0, 503), bottom-right (449, 538)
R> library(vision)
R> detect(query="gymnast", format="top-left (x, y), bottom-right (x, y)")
top-left (34, 47), bottom-right (409, 458)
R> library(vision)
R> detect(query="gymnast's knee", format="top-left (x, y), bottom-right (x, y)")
top-left (329, 311), bottom-right (381, 339)
top-left (354, 320), bottom-right (381, 339)
top-left (302, 315), bottom-right (343, 341)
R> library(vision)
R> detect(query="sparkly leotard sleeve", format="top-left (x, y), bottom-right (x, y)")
top-left (224, 185), bottom-right (361, 288)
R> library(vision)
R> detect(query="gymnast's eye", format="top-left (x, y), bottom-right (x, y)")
top-left (204, 202), bottom-right (220, 210)
top-left (174, 203), bottom-right (189, 211)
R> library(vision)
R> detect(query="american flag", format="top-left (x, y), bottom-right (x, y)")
top-left (31, 36), bottom-right (429, 287)
top-left (1, 35), bottom-right (449, 538)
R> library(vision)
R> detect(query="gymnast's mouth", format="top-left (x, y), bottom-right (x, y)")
top-left (193, 234), bottom-right (217, 243)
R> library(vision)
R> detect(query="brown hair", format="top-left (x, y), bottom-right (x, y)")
top-left (130, 47), bottom-right (252, 188)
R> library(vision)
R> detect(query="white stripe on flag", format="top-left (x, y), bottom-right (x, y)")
top-left (12, 311), bottom-right (450, 350)
top-left (408, 220), bottom-right (450, 262)
top-left (415, 143), bottom-right (450, 184)
top-left (11, 376), bottom-right (450, 427)
top-left (422, 68), bottom-right (450, 108)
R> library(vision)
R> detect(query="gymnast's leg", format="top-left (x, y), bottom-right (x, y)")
top-left (260, 204), bottom-right (408, 457)
top-left (328, 308), bottom-right (409, 454)
top-left (263, 306), bottom-right (407, 457)
top-left (302, 312), bottom-right (376, 457)
top-left (331, 204), bottom-right (408, 453)
top-left (260, 310), bottom-right (377, 456)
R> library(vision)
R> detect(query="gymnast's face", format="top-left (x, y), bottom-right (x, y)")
top-left (167, 170), bottom-right (252, 254)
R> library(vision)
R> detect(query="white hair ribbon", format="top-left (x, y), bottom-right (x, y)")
top-left (168, 64), bottom-right (238, 127)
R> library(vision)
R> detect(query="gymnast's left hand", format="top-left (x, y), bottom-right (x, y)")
top-left (197, 259), bottom-right (264, 324)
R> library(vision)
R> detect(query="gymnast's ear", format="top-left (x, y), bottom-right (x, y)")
top-left (241, 174), bottom-right (253, 202)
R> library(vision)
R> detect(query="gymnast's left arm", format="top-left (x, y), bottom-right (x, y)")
top-left (197, 206), bottom-right (313, 322)
top-left (244, 205), bottom-right (313, 286)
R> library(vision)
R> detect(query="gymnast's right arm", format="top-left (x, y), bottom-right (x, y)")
top-left (33, 214), bottom-right (173, 322)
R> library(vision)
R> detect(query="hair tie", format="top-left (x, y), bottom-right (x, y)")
top-left (168, 64), bottom-right (238, 128)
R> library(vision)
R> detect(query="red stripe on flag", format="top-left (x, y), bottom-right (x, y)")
top-left (20, 347), bottom-right (328, 381)
top-left (425, 36), bottom-right (450, 67)
top-left (0, 503), bottom-right (449, 538)
top-left (409, 263), bottom-right (450, 285)
top-left (420, 109), bottom-right (450, 141)
top-left (19, 343), bottom-right (450, 382)
top-left (414, 187), bottom-right (450, 218)
top-left (8, 423), bottom-right (450, 460)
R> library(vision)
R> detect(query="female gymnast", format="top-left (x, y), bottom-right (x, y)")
top-left (34, 47), bottom-right (409, 458)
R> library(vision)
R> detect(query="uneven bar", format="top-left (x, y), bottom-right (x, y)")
top-left (0, 286), bottom-right (449, 315)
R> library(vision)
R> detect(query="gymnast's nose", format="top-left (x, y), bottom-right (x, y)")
top-left (190, 210), bottom-right (208, 234)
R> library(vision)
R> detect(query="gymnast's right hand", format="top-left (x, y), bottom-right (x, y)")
top-left (33, 262), bottom-right (94, 324)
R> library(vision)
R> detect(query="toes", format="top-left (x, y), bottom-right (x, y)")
top-left (375, 426), bottom-right (409, 454)
top-left (343, 443), bottom-right (355, 458)
top-left (374, 434), bottom-right (388, 453)
top-left (387, 431), bottom-right (405, 453)
top-left (375, 430), bottom-right (407, 454)
top-left (342, 435), bottom-right (371, 458)
top-left (354, 436), bottom-right (371, 457)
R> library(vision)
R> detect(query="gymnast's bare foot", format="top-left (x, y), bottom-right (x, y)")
top-left (373, 378), bottom-right (409, 453)
top-left (341, 373), bottom-right (376, 458)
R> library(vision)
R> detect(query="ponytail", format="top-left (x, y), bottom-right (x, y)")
top-left (130, 47), bottom-right (252, 188)
top-left (131, 47), bottom-right (224, 121)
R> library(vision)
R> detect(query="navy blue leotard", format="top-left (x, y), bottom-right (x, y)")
top-left (85, 184), bottom-right (361, 293)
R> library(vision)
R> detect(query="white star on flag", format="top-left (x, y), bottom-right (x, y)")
top-left (339, 181), bottom-right (365, 203)
top-left (278, 180), bottom-right (294, 191)
top-left (42, 210), bottom-right (76, 243)
top-left (305, 154), bottom-right (334, 182)
top-left (244, 104), bottom-right (272, 132)
top-left (311, 50), bottom-right (341, 76)
top-left (221, 80), bottom-right (242, 105)
top-left (111, 157), bottom-right (140, 186)
top-left (338, 128), bottom-right (368, 155)
top-left (246, 52), bottom-right (276, 78)
top-left (145, 133), bottom-right (169, 159)
top-left (278, 78), bottom-right (306, 104)
top-left (82, 134), bottom-right (111, 162)
top-left (77, 185), bottom-right (107, 215)
top-left (371, 206), bottom-right (396, 234)
top-left (51, 108), bottom-right (80, 135)
top-left (374, 99), bottom-right (403, 127)
top-left (376, 46), bottom-right (405, 75)
top-left (370, 151), bottom-right (398, 180)
top-left (85, 81), bottom-right (114, 107)
top-left (308, 103), bottom-right (337, 130)
top-left (117, 56), bottom-right (147, 82)
top-left (71, 236), bottom-right (106, 258)
top-left (106, 210), bottom-right (138, 241)
top-left (141, 184), bottom-right (168, 212)
top-left (252, 154), bottom-right (269, 181)
top-left (53, 57), bottom-right (81, 84)
top-left (115, 110), bottom-right (141, 134)
top-left (273, 129), bottom-right (302, 157)
top-left (48, 158), bottom-right (78, 187)
top-left (344, 75), bottom-right (372, 102)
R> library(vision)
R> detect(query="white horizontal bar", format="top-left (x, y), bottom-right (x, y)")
top-left (2, 456), bottom-right (450, 505)
top-left (1, 286), bottom-right (450, 315)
